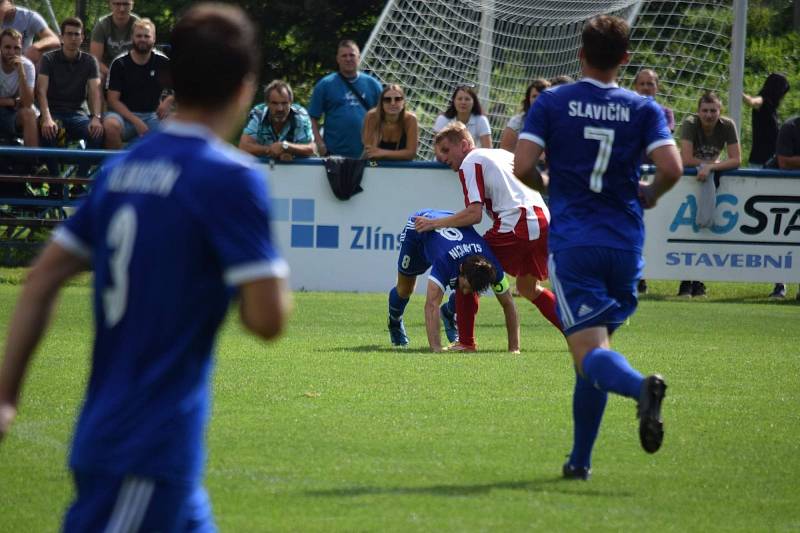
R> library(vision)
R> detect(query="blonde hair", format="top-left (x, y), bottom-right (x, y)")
top-left (133, 18), bottom-right (155, 34)
top-left (433, 121), bottom-right (475, 148)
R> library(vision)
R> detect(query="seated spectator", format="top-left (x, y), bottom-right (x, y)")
top-left (0, 28), bottom-right (36, 146)
top-left (308, 40), bottom-right (382, 158)
top-left (499, 78), bottom-right (549, 151)
top-left (433, 85), bottom-right (492, 149)
top-left (103, 18), bottom-right (171, 149)
top-left (765, 115), bottom-right (800, 300)
top-left (678, 91), bottom-right (741, 298)
top-left (361, 83), bottom-right (418, 160)
top-left (37, 17), bottom-right (104, 174)
top-left (0, 0), bottom-right (59, 64)
top-left (90, 0), bottom-right (139, 85)
top-left (743, 72), bottom-right (789, 167)
top-left (239, 79), bottom-right (315, 160)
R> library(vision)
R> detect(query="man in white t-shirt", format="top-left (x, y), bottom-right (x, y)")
top-left (0, 28), bottom-right (36, 145)
top-left (0, 0), bottom-right (59, 63)
top-left (415, 121), bottom-right (562, 349)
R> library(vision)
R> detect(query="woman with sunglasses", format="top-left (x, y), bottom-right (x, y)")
top-left (362, 83), bottom-right (418, 160)
top-left (433, 85), bottom-right (492, 149)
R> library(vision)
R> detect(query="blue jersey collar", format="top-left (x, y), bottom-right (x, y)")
top-left (580, 77), bottom-right (619, 89)
top-left (161, 120), bottom-right (219, 142)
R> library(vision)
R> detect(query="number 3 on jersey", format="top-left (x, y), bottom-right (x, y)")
top-left (103, 205), bottom-right (137, 328)
top-left (584, 126), bottom-right (615, 193)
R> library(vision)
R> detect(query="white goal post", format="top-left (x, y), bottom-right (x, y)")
top-left (363, 0), bottom-right (746, 159)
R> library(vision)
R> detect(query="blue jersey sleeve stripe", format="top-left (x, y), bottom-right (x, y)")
top-left (428, 275), bottom-right (446, 293)
top-left (224, 258), bottom-right (290, 286)
top-left (52, 226), bottom-right (91, 260)
top-left (645, 138), bottom-right (676, 155)
top-left (518, 132), bottom-right (545, 148)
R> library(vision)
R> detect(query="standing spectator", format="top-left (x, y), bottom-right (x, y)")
top-left (632, 68), bottom-right (674, 295)
top-left (239, 79), bottom-right (315, 160)
top-left (309, 39), bottom-right (382, 158)
top-left (0, 0), bottom-right (59, 63)
top-left (90, 0), bottom-right (139, 84)
top-left (103, 18), bottom-right (171, 149)
top-left (499, 78), bottom-right (550, 152)
top-left (678, 91), bottom-right (741, 297)
top-left (0, 28), bottom-right (37, 146)
top-left (743, 72), bottom-right (789, 166)
top-left (0, 5), bottom-right (290, 530)
top-left (633, 68), bottom-right (675, 132)
top-left (432, 85), bottom-right (492, 149)
top-left (361, 83), bottom-right (418, 160)
top-left (37, 18), bottom-right (104, 173)
top-left (765, 115), bottom-right (800, 300)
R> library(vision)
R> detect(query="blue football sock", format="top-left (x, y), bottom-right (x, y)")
top-left (569, 367), bottom-right (607, 469)
top-left (443, 292), bottom-right (456, 316)
top-left (581, 347), bottom-right (644, 399)
top-left (388, 287), bottom-right (409, 322)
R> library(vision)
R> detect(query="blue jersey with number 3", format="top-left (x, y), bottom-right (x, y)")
top-left (54, 121), bottom-right (288, 484)
top-left (520, 79), bottom-right (674, 253)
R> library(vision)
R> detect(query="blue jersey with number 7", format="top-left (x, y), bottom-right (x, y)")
top-left (519, 78), bottom-right (674, 253)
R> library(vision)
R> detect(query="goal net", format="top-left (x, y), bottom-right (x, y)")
top-left (362, 0), bottom-right (734, 159)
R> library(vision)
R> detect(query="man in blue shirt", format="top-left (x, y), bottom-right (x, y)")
top-left (0, 5), bottom-right (291, 530)
top-left (514, 15), bottom-right (683, 480)
top-left (388, 209), bottom-right (520, 353)
top-left (308, 39), bottom-right (382, 158)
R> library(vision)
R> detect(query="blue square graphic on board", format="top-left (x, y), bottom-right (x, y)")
top-left (292, 199), bottom-right (315, 222)
top-left (316, 225), bottom-right (339, 248)
top-left (291, 224), bottom-right (314, 248)
top-left (271, 198), bottom-right (290, 222)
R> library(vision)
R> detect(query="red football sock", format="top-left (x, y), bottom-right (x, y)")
top-left (455, 290), bottom-right (479, 347)
top-left (532, 288), bottom-right (562, 331)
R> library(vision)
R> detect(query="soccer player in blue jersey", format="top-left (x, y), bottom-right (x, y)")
top-left (514, 15), bottom-right (683, 480)
top-left (388, 209), bottom-right (520, 353)
top-left (0, 4), bottom-right (291, 530)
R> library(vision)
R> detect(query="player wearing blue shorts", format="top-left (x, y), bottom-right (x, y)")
top-left (388, 209), bottom-right (520, 353)
top-left (0, 5), bottom-right (291, 531)
top-left (514, 15), bottom-right (683, 479)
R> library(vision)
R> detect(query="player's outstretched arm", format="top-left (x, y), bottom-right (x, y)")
top-left (513, 139), bottom-right (548, 192)
top-left (0, 242), bottom-right (88, 442)
top-left (239, 277), bottom-right (292, 341)
top-left (423, 281), bottom-right (446, 352)
top-left (494, 289), bottom-right (520, 353)
top-left (414, 203), bottom-right (482, 233)
top-left (640, 144), bottom-right (683, 209)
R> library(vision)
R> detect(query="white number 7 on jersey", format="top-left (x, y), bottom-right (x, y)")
top-left (584, 126), bottom-right (615, 193)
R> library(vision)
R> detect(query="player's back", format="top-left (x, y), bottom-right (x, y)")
top-left (59, 121), bottom-right (274, 483)
top-left (524, 80), bottom-right (672, 252)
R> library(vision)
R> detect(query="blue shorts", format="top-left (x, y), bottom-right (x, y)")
top-left (397, 213), bottom-right (430, 276)
top-left (548, 247), bottom-right (643, 336)
top-left (63, 471), bottom-right (216, 533)
top-left (105, 111), bottom-right (161, 142)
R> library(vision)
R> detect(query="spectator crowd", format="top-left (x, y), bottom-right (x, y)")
top-left (0, 5), bottom-right (797, 298)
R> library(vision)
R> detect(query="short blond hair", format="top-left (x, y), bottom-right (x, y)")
top-left (433, 121), bottom-right (475, 148)
top-left (133, 17), bottom-right (155, 35)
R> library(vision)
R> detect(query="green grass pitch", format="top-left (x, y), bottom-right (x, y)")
top-left (0, 273), bottom-right (798, 532)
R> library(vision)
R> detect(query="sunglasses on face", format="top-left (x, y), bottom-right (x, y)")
top-left (383, 96), bottom-right (404, 103)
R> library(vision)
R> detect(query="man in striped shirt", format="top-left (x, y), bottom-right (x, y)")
top-left (415, 122), bottom-right (561, 351)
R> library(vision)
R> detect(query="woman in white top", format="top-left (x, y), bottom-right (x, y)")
top-left (499, 78), bottom-right (550, 151)
top-left (432, 85), bottom-right (492, 148)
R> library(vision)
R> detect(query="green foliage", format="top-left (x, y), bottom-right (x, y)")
top-left (1, 281), bottom-right (798, 530)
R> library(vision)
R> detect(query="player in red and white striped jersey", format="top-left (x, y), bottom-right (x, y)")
top-left (415, 122), bottom-right (561, 349)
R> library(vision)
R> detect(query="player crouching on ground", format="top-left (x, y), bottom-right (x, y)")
top-left (388, 209), bottom-right (519, 353)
